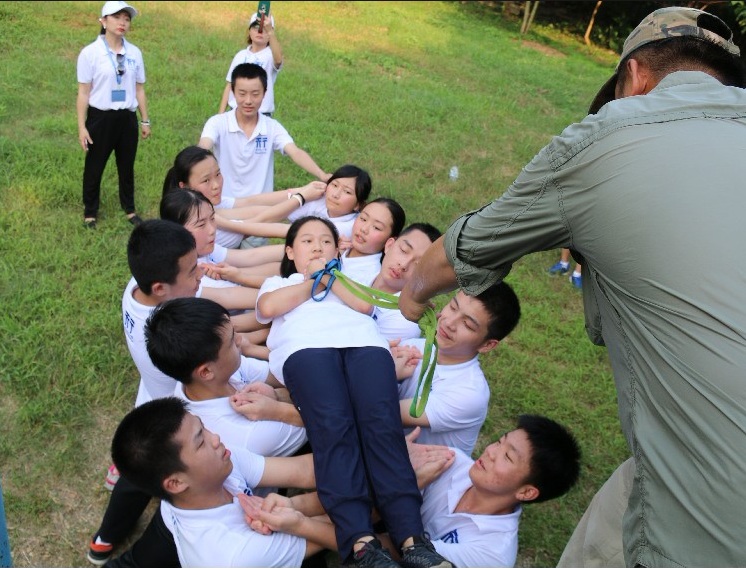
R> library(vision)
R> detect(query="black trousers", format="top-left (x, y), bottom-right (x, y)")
top-left (82, 107), bottom-right (138, 218)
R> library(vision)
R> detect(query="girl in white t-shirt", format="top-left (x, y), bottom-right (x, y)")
top-left (339, 197), bottom-right (405, 284)
top-left (219, 13), bottom-right (282, 116)
top-left (159, 189), bottom-right (278, 342)
top-left (256, 216), bottom-right (430, 564)
top-left (287, 164), bottom-right (372, 246)
top-left (163, 145), bottom-right (326, 249)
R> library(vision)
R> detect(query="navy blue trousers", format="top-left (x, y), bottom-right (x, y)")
top-left (284, 347), bottom-right (423, 561)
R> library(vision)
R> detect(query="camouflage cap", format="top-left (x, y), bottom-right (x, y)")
top-left (589, 7), bottom-right (740, 114)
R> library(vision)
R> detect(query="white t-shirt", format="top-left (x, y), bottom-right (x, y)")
top-left (287, 199), bottom-right (358, 241)
top-left (374, 294), bottom-right (423, 344)
top-left (77, 36), bottom-right (145, 111)
top-left (215, 196), bottom-right (245, 249)
top-left (340, 250), bottom-right (382, 286)
top-left (173, 370), bottom-right (307, 458)
top-left (160, 447), bottom-right (306, 568)
top-left (199, 246), bottom-right (239, 289)
top-left (398, 339), bottom-right (489, 456)
top-left (256, 273), bottom-right (390, 384)
top-left (225, 46), bottom-right (281, 114)
top-left (422, 449), bottom-right (521, 568)
top-left (122, 277), bottom-right (178, 407)
top-left (201, 111), bottom-right (293, 198)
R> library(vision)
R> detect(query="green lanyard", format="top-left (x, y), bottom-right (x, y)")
top-left (310, 259), bottom-right (438, 417)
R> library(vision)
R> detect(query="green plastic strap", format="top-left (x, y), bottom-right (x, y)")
top-left (330, 268), bottom-right (438, 417)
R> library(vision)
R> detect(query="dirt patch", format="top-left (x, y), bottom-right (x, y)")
top-left (521, 40), bottom-right (566, 58)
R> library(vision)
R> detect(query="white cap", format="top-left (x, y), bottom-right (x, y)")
top-left (101, 1), bottom-right (138, 18)
top-left (249, 13), bottom-right (275, 28)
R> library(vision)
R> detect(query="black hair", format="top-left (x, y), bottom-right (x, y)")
top-left (162, 146), bottom-right (216, 196)
top-left (473, 281), bottom-right (521, 341)
top-left (364, 197), bottom-right (406, 239)
top-left (127, 220), bottom-right (196, 295)
top-left (327, 165), bottom-right (373, 210)
top-left (400, 222), bottom-right (442, 244)
top-left (145, 297), bottom-right (231, 385)
top-left (618, 35), bottom-right (746, 94)
top-left (280, 216), bottom-right (339, 277)
top-left (231, 62), bottom-right (268, 93)
top-left (517, 414), bottom-right (581, 503)
top-left (111, 397), bottom-right (190, 502)
top-left (160, 188), bottom-right (214, 227)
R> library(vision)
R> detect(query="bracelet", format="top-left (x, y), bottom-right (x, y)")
top-left (292, 193), bottom-right (306, 206)
top-left (140, 120), bottom-right (151, 126)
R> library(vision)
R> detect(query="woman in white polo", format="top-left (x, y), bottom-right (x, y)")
top-left (76, 1), bottom-right (150, 229)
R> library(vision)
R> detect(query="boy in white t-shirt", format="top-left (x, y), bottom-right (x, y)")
top-left (199, 63), bottom-right (329, 200)
top-left (109, 397), bottom-right (333, 568)
top-left (415, 415), bottom-right (581, 568)
top-left (252, 416), bottom-right (581, 568)
top-left (398, 283), bottom-right (521, 456)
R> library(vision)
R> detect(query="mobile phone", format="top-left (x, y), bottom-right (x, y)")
top-left (257, 1), bottom-right (271, 32)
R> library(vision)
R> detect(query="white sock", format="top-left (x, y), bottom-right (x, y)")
top-left (572, 271), bottom-right (581, 278)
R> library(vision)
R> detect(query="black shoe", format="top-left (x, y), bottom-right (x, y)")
top-left (400, 535), bottom-right (453, 568)
top-left (344, 538), bottom-right (400, 567)
top-left (83, 218), bottom-right (97, 229)
top-left (127, 214), bottom-right (143, 226)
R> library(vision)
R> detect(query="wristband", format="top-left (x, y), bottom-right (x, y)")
top-left (140, 120), bottom-right (151, 126)
top-left (292, 193), bottom-right (306, 206)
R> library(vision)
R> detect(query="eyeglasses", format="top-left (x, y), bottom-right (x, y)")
top-left (116, 53), bottom-right (126, 76)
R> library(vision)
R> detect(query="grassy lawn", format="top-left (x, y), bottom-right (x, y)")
top-left (0, 2), bottom-right (628, 566)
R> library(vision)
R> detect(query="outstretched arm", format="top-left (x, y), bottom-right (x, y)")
top-left (283, 143), bottom-right (330, 182)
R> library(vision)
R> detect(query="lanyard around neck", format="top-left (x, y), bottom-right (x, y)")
top-left (101, 36), bottom-right (124, 86)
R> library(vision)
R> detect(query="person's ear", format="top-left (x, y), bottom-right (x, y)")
top-left (195, 362), bottom-right (212, 382)
top-left (285, 245), bottom-right (294, 261)
top-left (476, 338), bottom-right (499, 354)
top-left (163, 472), bottom-right (189, 497)
top-left (618, 58), bottom-right (651, 97)
top-left (383, 237), bottom-right (396, 255)
top-left (150, 281), bottom-right (168, 298)
top-left (516, 484), bottom-right (539, 503)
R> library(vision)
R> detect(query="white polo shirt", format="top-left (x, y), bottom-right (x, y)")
top-left (398, 339), bottom-right (489, 456)
top-left (423, 449), bottom-right (521, 568)
top-left (201, 111), bottom-right (293, 198)
top-left (340, 250), bottom-right (382, 285)
top-left (77, 36), bottom-right (145, 111)
top-left (226, 46), bottom-right (281, 114)
top-left (161, 447), bottom-right (306, 568)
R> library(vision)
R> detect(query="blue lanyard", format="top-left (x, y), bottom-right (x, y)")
top-left (101, 36), bottom-right (124, 86)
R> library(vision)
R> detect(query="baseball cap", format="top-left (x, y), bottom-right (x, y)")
top-left (589, 7), bottom-right (740, 114)
top-left (101, 1), bottom-right (138, 18)
top-left (249, 13), bottom-right (275, 28)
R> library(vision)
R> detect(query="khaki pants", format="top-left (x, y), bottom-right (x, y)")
top-left (557, 458), bottom-right (635, 568)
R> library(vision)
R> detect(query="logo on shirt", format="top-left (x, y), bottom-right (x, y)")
top-left (440, 529), bottom-right (459, 543)
top-left (255, 135), bottom-right (268, 154)
top-left (123, 311), bottom-right (135, 336)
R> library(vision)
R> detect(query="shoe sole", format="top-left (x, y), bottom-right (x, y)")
top-left (86, 551), bottom-right (111, 566)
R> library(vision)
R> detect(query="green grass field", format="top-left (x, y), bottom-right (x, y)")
top-left (0, 2), bottom-right (628, 566)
